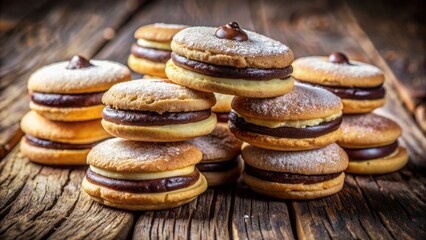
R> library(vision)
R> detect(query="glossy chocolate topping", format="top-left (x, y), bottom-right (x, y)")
top-left (172, 53), bottom-right (292, 80)
top-left (229, 111), bottom-right (342, 139)
top-left (86, 168), bottom-right (200, 193)
top-left (299, 81), bottom-right (385, 100)
top-left (245, 164), bottom-right (341, 184)
top-left (329, 52), bottom-right (350, 64)
top-left (344, 141), bottom-right (399, 161)
top-left (25, 134), bottom-right (98, 150)
top-left (215, 22), bottom-right (248, 41)
top-left (216, 112), bottom-right (230, 122)
top-left (131, 43), bottom-right (171, 63)
top-left (102, 106), bottom-right (211, 126)
top-left (31, 91), bottom-right (104, 108)
top-left (66, 55), bottom-right (93, 69)
top-left (196, 158), bottom-right (239, 172)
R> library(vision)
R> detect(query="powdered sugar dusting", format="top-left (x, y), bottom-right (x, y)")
top-left (87, 138), bottom-right (198, 171)
top-left (233, 83), bottom-right (341, 119)
top-left (173, 27), bottom-right (292, 58)
top-left (294, 57), bottom-right (384, 80)
top-left (242, 143), bottom-right (348, 174)
top-left (341, 113), bottom-right (401, 140)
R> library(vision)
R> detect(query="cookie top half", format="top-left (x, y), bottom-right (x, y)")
top-left (232, 83), bottom-right (342, 121)
top-left (28, 55), bottom-right (131, 94)
top-left (171, 24), bottom-right (294, 68)
top-left (102, 79), bottom-right (216, 113)
top-left (337, 113), bottom-right (402, 148)
top-left (135, 23), bottom-right (188, 42)
top-left (242, 143), bottom-right (348, 175)
top-left (87, 138), bottom-right (202, 172)
top-left (293, 53), bottom-right (385, 87)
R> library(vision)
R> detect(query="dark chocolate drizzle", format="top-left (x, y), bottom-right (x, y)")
top-left (245, 164), bottom-right (341, 184)
top-left (215, 22), bottom-right (248, 41)
top-left (86, 168), bottom-right (200, 193)
top-left (25, 134), bottom-right (98, 150)
top-left (102, 106), bottom-right (211, 126)
top-left (344, 141), bottom-right (399, 161)
top-left (131, 43), bottom-right (171, 63)
top-left (196, 158), bottom-right (239, 172)
top-left (298, 81), bottom-right (385, 100)
top-left (172, 53), bottom-right (292, 80)
top-left (66, 55), bottom-right (93, 69)
top-left (229, 111), bottom-right (342, 139)
top-left (31, 91), bottom-right (104, 108)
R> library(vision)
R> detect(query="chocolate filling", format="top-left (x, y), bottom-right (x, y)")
top-left (298, 81), bottom-right (385, 100)
top-left (229, 111), bottom-right (342, 139)
top-left (25, 134), bottom-right (98, 150)
top-left (215, 112), bottom-right (230, 122)
top-left (102, 106), bottom-right (211, 126)
top-left (31, 91), bottom-right (104, 108)
top-left (171, 52), bottom-right (293, 80)
top-left (85, 168), bottom-right (200, 193)
top-left (344, 141), bottom-right (399, 161)
top-left (196, 158), bottom-right (239, 172)
top-left (245, 164), bottom-right (341, 184)
top-left (131, 43), bottom-right (171, 63)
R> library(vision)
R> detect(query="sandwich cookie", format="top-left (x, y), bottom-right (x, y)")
top-left (101, 79), bottom-right (217, 141)
top-left (337, 113), bottom-right (408, 174)
top-left (212, 93), bottom-right (233, 122)
top-left (20, 111), bottom-right (110, 165)
top-left (28, 55), bottom-right (131, 121)
top-left (242, 143), bottom-right (348, 200)
top-left (82, 138), bottom-right (207, 210)
top-left (188, 123), bottom-right (243, 186)
top-left (166, 22), bottom-right (295, 98)
top-left (292, 52), bottom-right (385, 114)
top-left (229, 83), bottom-right (343, 151)
top-left (128, 23), bottom-right (187, 78)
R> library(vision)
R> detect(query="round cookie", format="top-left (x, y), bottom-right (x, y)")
top-left (337, 113), bottom-right (408, 174)
top-left (20, 111), bottom-right (110, 165)
top-left (229, 83), bottom-right (343, 151)
top-left (101, 79), bottom-right (217, 141)
top-left (166, 22), bottom-right (295, 98)
top-left (212, 93), bottom-right (233, 122)
top-left (292, 52), bottom-right (386, 114)
top-left (28, 55), bottom-right (131, 121)
top-left (128, 23), bottom-right (187, 77)
top-left (241, 143), bottom-right (348, 200)
top-left (188, 123), bottom-right (243, 186)
top-left (82, 138), bottom-right (207, 210)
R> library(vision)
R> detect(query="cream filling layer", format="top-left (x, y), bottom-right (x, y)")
top-left (238, 112), bottom-right (342, 128)
top-left (137, 39), bottom-right (171, 50)
top-left (90, 165), bottom-right (195, 180)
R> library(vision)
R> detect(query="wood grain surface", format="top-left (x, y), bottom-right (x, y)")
top-left (0, 0), bottom-right (425, 239)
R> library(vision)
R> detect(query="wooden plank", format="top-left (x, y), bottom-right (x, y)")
top-left (0, 0), bottom-right (144, 158)
top-left (250, 0), bottom-right (426, 239)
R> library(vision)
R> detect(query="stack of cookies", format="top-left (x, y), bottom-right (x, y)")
top-left (166, 22), bottom-right (348, 200)
top-left (21, 55), bottom-right (131, 165)
top-left (293, 52), bottom-right (409, 174)
top-left (82, 79), bottom-right (217, 210)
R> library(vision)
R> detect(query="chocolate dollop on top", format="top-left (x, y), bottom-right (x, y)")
top-left (328, 52), bottom-right (350, 64)
top-left (215, 22), bottom-right (248, 41)
top-left (66, 55), bottom-right (93, 69)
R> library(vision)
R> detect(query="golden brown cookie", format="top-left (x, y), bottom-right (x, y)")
top-left (229, 83), bottom-right (343, 150)
top-left (337, 113), bottom-right (408, 174)
top-left (20, 111), bottom-right (110, 165)
top-left (82, 138), bottom-right (207, 210)
top-left (241, 143), bottom-right (348, 200)
top-left (101, 79), bottom-right (217, 141)
top-left (188, 123), bottom-right (243, 186)
top-left (292, 53), bottom-right (385, 114)
top-left (28, 55), bottom-right (131, 121)
top-left (166, 22), bottom-right (295, 98)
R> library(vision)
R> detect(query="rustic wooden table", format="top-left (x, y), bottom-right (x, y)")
top-left (1, 0), bottom-right (425, 239)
